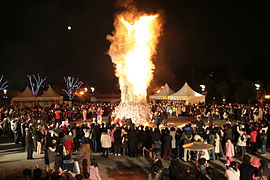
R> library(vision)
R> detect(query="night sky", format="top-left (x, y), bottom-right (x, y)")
top-left (1, 0), bottom-right (270, 93)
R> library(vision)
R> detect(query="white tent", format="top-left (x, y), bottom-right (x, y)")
top-left (41, 86), bottom-right (62, 97)
top-left (11, 86), bottom-right (63, 107)
top-left (149, 83), bottom-right (175, 100)
top-left (168, 82), bottom-right (205, 104)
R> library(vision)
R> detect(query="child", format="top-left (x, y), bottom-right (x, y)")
top-left (89, 158), bottom-right (101, 180)
top-left (225, 139), bottom-right (235, 166)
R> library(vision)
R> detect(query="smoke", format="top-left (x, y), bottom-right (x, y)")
top-left (115, 0), bottom-right (135, 9)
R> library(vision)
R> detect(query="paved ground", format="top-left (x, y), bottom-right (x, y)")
top-left (0, 117), bottom-right (269, 180)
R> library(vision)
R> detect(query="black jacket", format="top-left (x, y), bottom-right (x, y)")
top-left (239, 163), bottom-right (257, 180)
top-left (128, 130), bottom-right (138, 148)
top-left (260, 133), bottom-right (268, 145)
top-left (114, 129), bottom-right (122, 144)
top-left (260, 159), bottom-right (270, 179)
top-left (162, 134), bottom-right (172, 150)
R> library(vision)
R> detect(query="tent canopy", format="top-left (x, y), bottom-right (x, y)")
top-left (168, 82), bottom-right (205, 104)
top-left (11, 86), bottom-right (63, 107)
top-left (169, 82), bottom-right (203, 97)
top-left (149, 83), bottom-right (175, 100)
top-left (16, 87), bottom-right (34, 97)
top-left (41, 86), bottom-right (61, 97)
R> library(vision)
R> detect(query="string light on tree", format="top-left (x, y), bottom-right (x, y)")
top-left (27, 74), bottom-right (47, 96)
top-left (63, 76), bottom-right (83, 100)
top-left (0, 75), bottom-right (8, 91)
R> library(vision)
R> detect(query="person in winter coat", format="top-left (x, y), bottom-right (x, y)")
top-left (128, 127), bottom-right (139, 157)
top-left (224, 125), bottom-right (233, 143)
top-left (34, 126), bottom-right (44, 154)
top-left (208, 131), bottom-right (216, 160)
top-left (113, 127), bottom-right (122, 156)
top-left (83, 127), bottom-right (91, 143)
top-left (196, 158), bottom-right (214, 180)
top-left (55, 140), bottom-right (66, 170)
top-left (63, 132), bottom-right (75, 154)
top-left (162, 129), bottom-right (172, 160)
top-left (259, 159), bottom-right (270, 179)
top-left (181, 129), bottom-right (193, 161)
top-left (225, 161), bottom-right (240, 180)
top-left (89, 158), bottom-right (102, 180)
top-left (170, 127), bottom-right (176, 158)
top-left (100, 129), bottom-right (111, 158)
top-left (169, 158), bottom-right (181, 180)
top-left (175, 129), bottom-right (182, 159)
top-left (25, 128), bottom-right (34, 160)
top-left (78, 140), bottom-right (91, 175)
top-left (91, 125), bottom-right (99, 152)
top-left (82, 109), bottom-right (87, 122)
top-left (249, 128), bottom-right (257, 155)
top-left (236, 125), bottom-right (247, 157)
top-left (225, 139), bottom-right (235, 165)
top-left (214, 131), bottom-right (222, 160)
top-left (47, 139), bottom-right (57, 170)
top-left (251, 158), bottom-right (260, 169)
top-left (149, 159), bottom-right (164, 180)
top-left (239, 155), bottom-right (258, 180)
top-left (259, 130), bottom-right (267, 156)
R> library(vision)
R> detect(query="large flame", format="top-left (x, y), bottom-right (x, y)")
top-left (107, 9), bottom-right (162, 125)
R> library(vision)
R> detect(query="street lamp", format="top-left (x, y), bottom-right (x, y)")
top-left (2, 89), bottom-right (7, 100)
top-left (254, 84), bottom-right (260, 91)
top-left (90, 87), bottom-right (95, 93)
top-left (200, 85), bottom-right (205, 92)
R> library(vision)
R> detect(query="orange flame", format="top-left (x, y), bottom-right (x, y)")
top-left (107, 8), bottom-right (162, 124)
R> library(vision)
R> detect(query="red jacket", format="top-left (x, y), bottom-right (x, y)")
top-left (250, 131), bottom-right (257, 143)
top-left (63, 140), bottom-right (74, 151)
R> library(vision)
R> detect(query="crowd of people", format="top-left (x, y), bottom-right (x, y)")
top-left (0, 102), bottom-right (270, 180)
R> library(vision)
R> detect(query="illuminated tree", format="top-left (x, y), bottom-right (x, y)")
top-left (27, 74), bottom-right (47, 96)
top-left (0, 75), bottom-right (8, 91)
top-left (63, 76), bottom-right (83, 100)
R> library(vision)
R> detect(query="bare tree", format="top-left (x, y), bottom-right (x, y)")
top-left (0, 75), bottom-right (8, 91)
top-left (27, 74), bottom-right (47, 96)
top-left (63, 76), bottom-right (83, 100)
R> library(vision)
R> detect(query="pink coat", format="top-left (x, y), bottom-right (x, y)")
top-left (225, 168), bottom-right (240, 180)
top-left (89, 165), bottom-right (101, 180)
top-left (225, 142), bottom-right (235, 157)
